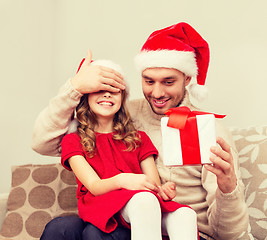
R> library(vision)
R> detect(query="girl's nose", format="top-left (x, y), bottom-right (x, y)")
top-left (103, 91), bottom-right (111, 98)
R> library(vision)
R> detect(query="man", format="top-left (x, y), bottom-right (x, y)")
top-left (32, 22), bottom-right (248, 240)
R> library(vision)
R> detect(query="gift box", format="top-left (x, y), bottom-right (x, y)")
top-left (161, 106), bottom-right (225, 166)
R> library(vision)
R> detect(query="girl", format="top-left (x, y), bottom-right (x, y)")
top-left (61, 59), bottom-right (198, 240)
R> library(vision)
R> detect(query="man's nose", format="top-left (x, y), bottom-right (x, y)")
top-left (152, 84), bottom-right (165, 98)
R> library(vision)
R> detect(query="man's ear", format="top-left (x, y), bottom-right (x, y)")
top-left (185, 76), bottom-right (192, 86)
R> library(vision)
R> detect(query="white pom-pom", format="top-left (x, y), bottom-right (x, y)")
top-left (67, 119), bottom-right (79, 134)
top-left (188, 83), bottom-right (208, 101)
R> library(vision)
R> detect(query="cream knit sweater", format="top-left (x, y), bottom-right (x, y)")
top-left (32, 80), bottom-right (249, 239)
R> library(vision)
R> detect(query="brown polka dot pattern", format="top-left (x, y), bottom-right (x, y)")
top-left (28, 186), bottom-right (55, 209)
top-left (11, 167), bottom-right (31, 187)
top-left (25, 211), bottom-right (52, 238)
top-left (0, 163), bottom-right (78, 240)
top-left (60, 168), bottom-right (77, 185)
top-left (0, 212), bottom-right (23, 238)
top-left (8, 187), bottom-right (26, 211)
top-left (32, 166), bottom-right (58, 184)
top-left (58, 186), bottom-right (78, 211)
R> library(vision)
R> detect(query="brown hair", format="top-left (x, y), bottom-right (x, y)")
top-left (76, 90), bottom-right (141, 158)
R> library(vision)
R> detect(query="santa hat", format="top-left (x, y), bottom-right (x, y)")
top-left (134, 22), bottom-right (210, 101)
top-left (76, 58), bottom-right (128, 93)
top-left (77, 58), bottom-right (125, 78)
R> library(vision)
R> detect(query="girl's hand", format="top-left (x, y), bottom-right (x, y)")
top-left (71, 50), bottom-right (125, 94)
top-left (158, 182), bottom-right (176, 201)
top-left (117, 173), bottom-right (159, 193)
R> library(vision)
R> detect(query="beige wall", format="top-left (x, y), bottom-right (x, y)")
top-left (1, 0), bottom-right (267, 193)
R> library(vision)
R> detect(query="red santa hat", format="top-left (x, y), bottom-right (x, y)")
top-left (76, 58), bottom-right (128, 93)
top-left (134, 22), bottom-right (210, 101)
top-left (77, 58), bottom-right (125, 77)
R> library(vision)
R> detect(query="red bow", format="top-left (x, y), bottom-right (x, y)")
top-left (165, 106), bottom-right (226, 130)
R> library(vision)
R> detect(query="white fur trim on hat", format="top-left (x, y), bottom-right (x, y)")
top-left (188, 83), bottom-right (208, 101)
top-left (67, 119), bottom-right (79, 134)
top-left (91, 59), bottom-right (129, 94)
top-left (134, 50), bottom-right (198, 77)
top-left (91, 59), bottom-right (125, 77)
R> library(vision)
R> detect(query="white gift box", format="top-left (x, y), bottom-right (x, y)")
top-left (161, 114), bottom-right (217, 166)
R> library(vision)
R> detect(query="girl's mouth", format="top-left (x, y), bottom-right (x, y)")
top-left (98, 101), bottom-right (114, 106)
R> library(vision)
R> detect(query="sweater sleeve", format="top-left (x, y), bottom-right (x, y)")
top-left (31, 79), bottom-right (82, 157)
top-left (202, 121), bottom-right (249, 240)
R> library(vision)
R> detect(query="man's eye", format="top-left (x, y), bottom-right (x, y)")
top-left (145, 80), bottom-right (154, 85)
top-left (165, 81), bottom-right (174, 85)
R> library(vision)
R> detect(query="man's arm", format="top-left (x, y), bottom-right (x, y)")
top-left (31, 80), bottom-right (82, 156)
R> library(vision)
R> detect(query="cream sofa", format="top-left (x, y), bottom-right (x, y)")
top-left (0, 126), bottom-right (266, 240)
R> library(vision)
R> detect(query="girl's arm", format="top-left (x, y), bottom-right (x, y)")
top-left (140, 155), bottom-right (161, 186)
top-left (140, 155), bottom-right (176, 201)
top-left (69, 155), bottom-right (159, 196)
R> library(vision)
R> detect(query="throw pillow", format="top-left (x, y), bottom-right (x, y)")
top-left (0, 163), bottom-right (78, 240)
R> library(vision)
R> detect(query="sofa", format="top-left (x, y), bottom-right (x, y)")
top-left (0, 126), bottom-right (266, 240)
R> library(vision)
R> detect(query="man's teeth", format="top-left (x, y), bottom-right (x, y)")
top-left (155, 100), bottom-right (165, 104)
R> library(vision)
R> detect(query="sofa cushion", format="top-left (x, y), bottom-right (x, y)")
top-left (231, 126), bottom-right (267, 240)
top-left (0, 164), bottom-right (78, 240)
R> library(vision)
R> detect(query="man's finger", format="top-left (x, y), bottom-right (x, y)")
top-left (217, 137), bottom-right (231, 154)
top-left (100, 67), bottom-right (126, 87)
top-left (145, 182), bottom-right (159, 193)
top-left (84, 49), bottom-right (93, 66)
top-left (210, 145), bottom-right (232, 164)
top-left (158, 187), bottom-right (169, 201)
top-left (99, 83), bottom-right (123, 93)
top-left (100, 77), bottom-right (126, 91)
top-left (162, 186), bottom-right (176, 199)
top-left (204, 164), bottom-right (222, 176)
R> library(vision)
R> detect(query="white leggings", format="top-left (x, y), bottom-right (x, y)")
top-left (120, 192), bottom-right (198, 240)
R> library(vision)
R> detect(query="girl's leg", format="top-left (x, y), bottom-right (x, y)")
top-left (162, 207), bottom-right (198, 240)
top-left (121, 192), bottom-right (162, 240)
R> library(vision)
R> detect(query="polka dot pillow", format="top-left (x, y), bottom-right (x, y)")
top-left (0, 164), bottom-right (78, 240)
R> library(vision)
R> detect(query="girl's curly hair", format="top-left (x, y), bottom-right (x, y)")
top-left (76, 90), bottom-right (141, 158)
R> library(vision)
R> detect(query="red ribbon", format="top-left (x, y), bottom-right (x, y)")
top-left (165, 106), bottom-right (226, 130)
top-left (164, 106), bottom-right (225, 165)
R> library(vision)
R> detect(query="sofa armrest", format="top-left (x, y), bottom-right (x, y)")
top-left (0, 193), bottom-right (8, 230)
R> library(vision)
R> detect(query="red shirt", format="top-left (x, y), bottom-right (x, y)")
top-left (61, 131), bottom-right (185, 233)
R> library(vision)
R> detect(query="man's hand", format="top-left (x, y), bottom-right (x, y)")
top-left (158, 181), bottom-right (176, 201)
top-left (205, 137), bottom-right (237, 193)
top-left (71, 50), bottom-right (125, 94)
top-left (117, 173), bottom-right (159, 193)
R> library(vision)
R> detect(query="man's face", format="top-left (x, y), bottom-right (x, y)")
top-left (142, 68), bottom-right (191, 115)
